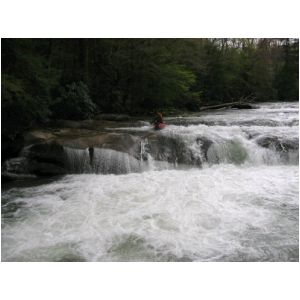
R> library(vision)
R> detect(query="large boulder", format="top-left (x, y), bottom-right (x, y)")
top-left (2, 132), bottom-right (144, 179)
top-left (1, 157), bottom-right (37, 181)
top-left (26, 142), bottom-right (66, 166)
top-left (2, 157), bottom-right (30, 174)
top-left (146, 134), bottom-right (205, 166)
top-left (256, 136), bottom-right (299, 152)
top-left (28, 161), bottom-right (67, 176)
top-left (255, 136), bottom-right (299, 164)
top-left (1, 134), bottom-right (24, 161)
top-left (2, 142), bottom-right (68, 179)
top-left (23, 130), bottom-right (56, 145)
top-left (57, 133), bottom-right (142, 160)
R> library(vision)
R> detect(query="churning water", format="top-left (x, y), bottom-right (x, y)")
top-left (1, 102), bottom-right (299, 261)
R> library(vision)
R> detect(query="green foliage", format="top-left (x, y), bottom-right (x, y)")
top-left (1, 39), bottom-right (55, 141)
top-left (1, 38), bottom-right (299, 151)
top-left (2, 75), bottom-right (50, 139)
top-left (275, 39), bottom-right (299, 100)
top-left (157, 64), bottom-right (199, 108)
top-left (51, 82), bottom-right (96, 120)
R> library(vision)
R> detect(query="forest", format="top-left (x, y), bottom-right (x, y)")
top-left (1, 38), bottom-right (299, 158)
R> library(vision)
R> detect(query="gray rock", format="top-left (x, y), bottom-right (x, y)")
top-left (2, 157), bottom-right (30, 174)
top-left (95, 114), bottom-right (131, 121)
top-left (1, 157), bottom-right (37, 181)
top-left (146, 134), bottom-right (203, 166)
top-left (24, 130), bottom-right (55, 145)
top-left (29, 161), bottom-right (67, 176)
top-left (26, 142), bottom-right (66, 166)
top-left (2, 172), bottom-right (37, 182)
top-left (231, 103), bottom-right (258, 109)
top-left (58, 133), bottom-right (142, 160)
top-left (256, 136), bottom-right (299, 151)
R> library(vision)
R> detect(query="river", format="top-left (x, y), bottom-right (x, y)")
top-left (1, 102), bottom-right (299, 261)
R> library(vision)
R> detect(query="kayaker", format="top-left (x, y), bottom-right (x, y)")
top-left (153, 112), bottom-right (165, 130)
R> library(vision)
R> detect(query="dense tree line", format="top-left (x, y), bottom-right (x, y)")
top-left (1, 38), bottom-right (299, 156)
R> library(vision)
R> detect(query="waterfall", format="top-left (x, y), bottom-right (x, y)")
top-left (64, 147), bottom-right (143, 174)
top-left (63, 131), bottom-right (298, 175)
top-left (64, 148), bottom-right (91, 173)
top-left (2, 102), bottom-right (298, 262)
top-left (151, 124), bottom-right (299, 167)
top-left (53, 101), bottom-right (299, 176)
top-left (92, 148), bottom-right (141, 174)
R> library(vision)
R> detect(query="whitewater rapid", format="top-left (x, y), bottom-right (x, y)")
top-left (1, 102), bottom-right (299, 261)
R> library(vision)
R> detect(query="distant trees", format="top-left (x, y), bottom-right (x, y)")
top-left (1, 38), bottom-right (299, 142)
top-left (275, 39), bottom-right (299, 100)
top-left (2, 39), bottom-right (52, 140)
top-left (51, 82), bottom-right (96, 120)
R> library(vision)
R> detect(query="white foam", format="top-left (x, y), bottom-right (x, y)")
top-left (2, 102), bottom-right (299, 261)
top-left (2, 165), bottom-right (298, 261)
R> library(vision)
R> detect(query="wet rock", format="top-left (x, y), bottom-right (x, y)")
top-left (1, 134), bottom-right (24, 161)
top-left (147, 134), bottom-right (203, 166)
top-left (26, 142), bottom-right (66, 165)
top-left (95, 114), bottom-right (131, 121)
top-left (2, 157), bottom-right (30, 174)
top-left (196, 137), bottom-right (213, 160)
top-left (24, 130), bottom-right (55, 145)
top-left (206, 140), bottom-right (248, 165)
top-left (231, 103), bottom-right (258, 109)
top-left (28, 161), bottom-right (67, 176)
top-left (56, 254), bottom-right (86, 262)
top-left (239, 120), bottom-right (279, 127)
top-left (47, 120), bottom-right (83, 128)
top-left (58, 133), bottom-right (142, 160)
top-left (1, 157), bottom-right (37, 182)
top-left (98, 133), bottom-right (141, 159)
top-left (280, 139), bottom-right (299, 151)
top-left (256, 136), bottom-right (299, 152)
top-left (137, 120), bottom-right (150, 126)
top-left (2, 145), bottom-right (68, 179)
top-left (3, 131), bottom-right (146, 179)
top-left (3, 142), bottom-right (68, 178)
top-left (2, 172), bottom-right (37, 182)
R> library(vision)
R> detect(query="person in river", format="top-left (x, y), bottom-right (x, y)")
top-left (153, 112), bottom-right (165, 130)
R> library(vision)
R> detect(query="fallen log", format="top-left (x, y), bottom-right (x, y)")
top-left (199, 102), bottom-right (258, 111)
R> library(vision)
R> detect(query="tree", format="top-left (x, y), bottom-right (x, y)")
top-left (276, 39), bottom-right (299, 100)
top-left (51, 82), bottom-right (96, 120)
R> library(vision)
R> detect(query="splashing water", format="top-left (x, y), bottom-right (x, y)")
top-left (2, 102), bottom-right (299, 261)
top-left (64, 147), bottom-right (142, 174)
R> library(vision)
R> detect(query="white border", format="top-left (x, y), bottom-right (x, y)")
top-left (0, 0), bottom-right (300, 37)
top-left (1, 1), bottom-right (299, 300)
